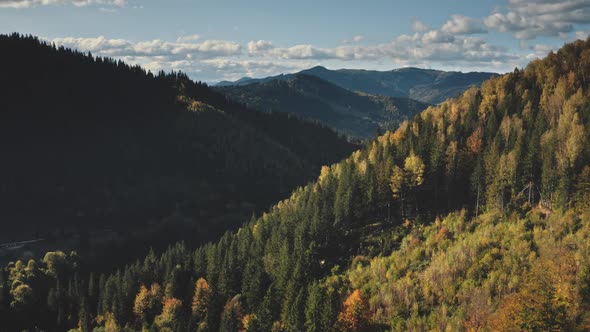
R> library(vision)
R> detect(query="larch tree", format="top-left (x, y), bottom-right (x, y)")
top-left (191, 278), bottom-right (211, 323)
top-left (154, 297), bottom-right (183, 332)
top-left (336, 290), bottom-right (371, 332)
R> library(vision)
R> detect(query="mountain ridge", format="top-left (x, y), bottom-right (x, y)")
top-left (216, 73), bottom-right (430, 138)
top-left (216, 65), bottom-right (497, 104)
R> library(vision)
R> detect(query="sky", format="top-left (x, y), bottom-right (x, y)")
top-left (1, 0), bottom-right (590, 83)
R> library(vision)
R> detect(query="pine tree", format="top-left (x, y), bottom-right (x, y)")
top-left (304, 282), bottom-right (322, 332)
top-left (257, 286), bottom-right (275, 332)
top-left (285, 288), bottom-right (305, 332)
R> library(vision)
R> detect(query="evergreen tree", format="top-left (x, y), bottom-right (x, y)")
top-left (304, 282), bottom-right (322, 332)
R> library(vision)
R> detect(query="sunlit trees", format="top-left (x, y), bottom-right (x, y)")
top-left (154, 298), bottom-right (183, 332)
top-left (390, 152), bottom-right (425, 217)
top-left (133, 283), bottom-right (163, 326)
top-left (336, 290), bottom-right (371, 332)
top-left (191, 277), bottom-right (211, 324)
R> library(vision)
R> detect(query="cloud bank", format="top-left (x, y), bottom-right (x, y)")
top-left (34, 0), bottom-right (590, 81)
top-left (485, 0), bottom-right (590, 39)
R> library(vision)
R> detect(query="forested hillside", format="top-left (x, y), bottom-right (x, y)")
top-left (2, 37), bottom-right (590, 332)
top-left (0, 34), bottom-right (355, 264)
top-left (217, 74), bottom-right (429, 139)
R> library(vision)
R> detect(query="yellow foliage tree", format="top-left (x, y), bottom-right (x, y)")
top-left (104, 312), bottom-right (120, 332)
top-left (133, 283), bottom-right (163, 324)
top-left (404, 153), bottom-right (425, 187)
top-left (154, 298), bottom-right (183, 332)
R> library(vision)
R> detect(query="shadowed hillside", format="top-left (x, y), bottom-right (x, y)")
top-left (0, 33), bottom-right (355, 263)
top-left (217, 74), bottom-right (429, 138)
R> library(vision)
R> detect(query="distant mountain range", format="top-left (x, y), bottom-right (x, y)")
top-left (216, 66), bottom-right (497, 104)
top-left (216, 74), bottom-right (429, 138)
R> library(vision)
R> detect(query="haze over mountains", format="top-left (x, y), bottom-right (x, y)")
top-left (216, 66), bottom-right (497, 104)
top-left (216, 74), bottom-right (429, 138)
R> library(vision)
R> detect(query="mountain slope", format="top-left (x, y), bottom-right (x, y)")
top-left (216, 74), bottom-right (429, 138)
top-left (217, 66), bottom-right (496, 104)
top-left (0, 34), bottom-right (355, 258)
top-left (2, 37), bottom-right (590, 331)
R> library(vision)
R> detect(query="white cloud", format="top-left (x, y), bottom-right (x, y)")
top-left (441, 15), bottom-right (487, 34)
top-left (51, 36), bottom-right (242, 59)
top-left (202, 58), bottom-right (313, 79)
top-left (421, 30), bottom-right (455, 43)
top-left (412, 20), bottom-right (429, 32)
top-left (485, 0), bottom-right (590, 39)
top-left (246, 32), bottom-right (518, 69)
top-left (48, 8), bottom-right (566, 84)
top-left (0, 0), bottom-right (125, 8)
top-left (247, 40), bottom-right (274, 55)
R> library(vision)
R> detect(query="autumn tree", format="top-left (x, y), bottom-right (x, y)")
top-left (132, 283), bottom-right (163, 325)
top-left (242, 313), bottom-right (262, 332)
top-left (191, 278), bottom-right (211, 325)
top-left (154, 298), bottom-right (183, 332)
top-left (220, 295), bottom-right (244, 332)
top-left (336, 290), bottom-right (371, 332)
top-left (103, 312), bottom-right (120, 332)
top-left (390, 152), bottom-right (425, 218)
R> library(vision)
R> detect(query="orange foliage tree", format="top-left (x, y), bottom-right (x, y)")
top-left (155, 298), bottom-right (183, 332)
top-left (336, 289), bottom-right (371, 332)
top-left (191, 278), bottom-right (211, 321)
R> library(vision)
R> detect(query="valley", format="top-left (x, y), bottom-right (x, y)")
top-left (1, 3), bottom-right (589, 330)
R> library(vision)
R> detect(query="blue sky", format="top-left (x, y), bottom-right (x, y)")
top-left (1, 0), bottom-right (589, 82)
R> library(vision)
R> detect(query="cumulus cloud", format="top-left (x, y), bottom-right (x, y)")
top-left (46, 35), bottom-right (314, 82)
top-left (421, 30), bottom-right (456, 43)
top-left (485, 0), bottom-right (590, 39)
top-left (441, 15), bottom-right (487, 34)
top-left (49, 8), bottom-right (557, 83)
top-left (247, 40), bottom-right (274, 55)
top-left (202, 58), bottom-right (313, 79)
top-left (0, 0), bottom-right (125, 8)
top-left (246, 32), bottom-right (517, 69)
top-left (51, 36), bottom-right (242, 59)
